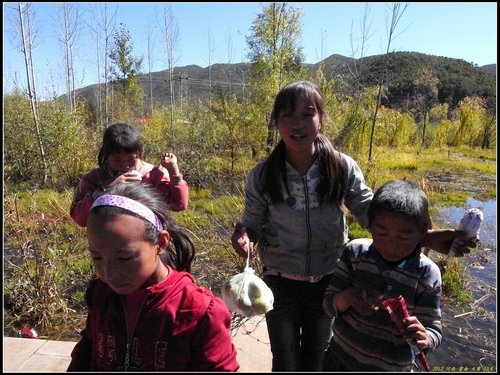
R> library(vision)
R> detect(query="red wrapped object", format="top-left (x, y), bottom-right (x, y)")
top-left (21, 324), bottom-right (38, 339)
top-left (382, 296), bottom-right (430, 372)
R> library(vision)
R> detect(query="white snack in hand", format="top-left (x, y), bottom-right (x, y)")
top-left (449, 208), bottom-right (483, 259)
top-left (128, 169), bottom-right (143, 179)
top-left (457, 208), bottom-right (483, 239)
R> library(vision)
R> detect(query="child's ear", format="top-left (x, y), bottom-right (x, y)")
top-left (157, 230), bottom-right (171, 253)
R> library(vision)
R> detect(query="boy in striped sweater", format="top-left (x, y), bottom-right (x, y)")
top-left (323, 179), bottom-right (442, 371)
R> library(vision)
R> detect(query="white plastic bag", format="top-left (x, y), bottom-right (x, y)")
top-left (221, 246), bottom-right (274, 317)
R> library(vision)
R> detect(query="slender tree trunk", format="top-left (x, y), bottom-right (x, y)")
top-left (18, 2), bottom-right (48, 185)
top-left (60, 3), bottom-right (78, 113)
top-left (368, 3), bottom-right (407, 161)
top-left (89, 3), bottom-right (117, 127)
top-left (146, 21), bottom-right (154, 116)
top-left (162, 4), bottom-right (178, 151)
top-left (103, 5), bottom-right (110, 126)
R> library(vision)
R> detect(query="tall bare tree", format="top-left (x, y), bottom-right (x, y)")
top-left (224, 29), bottom-right (236, 91)
top-left (57, 2), bottom-right (80, 113)
top-left (86, 3), bottom-right (118, 128)
top-left (348, 3), bottom-right (373, 95)
top-left (367, 3), bottom-right (407, 161)
top-left (333, 3), bottom-right (373, 148)
top-left (207, 25), bottom-right (215, 108)
top-left (16, 2), bottom-right (48, 185)
top-left (144, 15), bottom-right (156, 116)
top-left (159, 4), bottom-right (179, 150)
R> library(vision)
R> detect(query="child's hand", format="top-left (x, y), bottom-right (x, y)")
top-left (423, 229), bottom-right (476, 257)
top-left (160, 152), bottom-right (180, 175)
top-left (109, 171), bottom-right (142, 187)
top-left (342, 287), bottom-right (383, 316)
top-left (402, 316), bottom-right (431, 350)
top-left (231, 223), bottom-right (254, 258)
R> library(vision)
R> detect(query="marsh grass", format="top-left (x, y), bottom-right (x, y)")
top-left (3, 187), bottom-right (90, 339)
top-left (3, 146), bottom-right (495, 340)
top-left (441, 257), bottom-right (474, 304)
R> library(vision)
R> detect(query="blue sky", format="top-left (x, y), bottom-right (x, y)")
top-left (3, 2), bottom-right (497, 99)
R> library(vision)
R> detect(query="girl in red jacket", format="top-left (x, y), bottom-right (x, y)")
top-left (67, 182), bottom-right (239, 371)
top-left (70, 122), bottom-right (188, 227)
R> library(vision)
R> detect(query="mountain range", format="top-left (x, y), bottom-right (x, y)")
top-left (73, 51), bottom-right (496, 111)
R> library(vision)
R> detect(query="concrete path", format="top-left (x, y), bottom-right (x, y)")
top-left (3, 316), bottom-right (272, 372)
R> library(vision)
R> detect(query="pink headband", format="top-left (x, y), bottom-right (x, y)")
top-left (91, 194), bottom-right (163, 232)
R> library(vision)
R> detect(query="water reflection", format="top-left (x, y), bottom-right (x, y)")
top-left (435, 198), bottom-right (497, 311)
top-left (426, 198), bottom-right (497, 371)
top-left (435, 197), bottom-right (496, 246)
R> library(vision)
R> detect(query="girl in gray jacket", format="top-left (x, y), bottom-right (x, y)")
top-left (231, 80), bottom-right (475, 372)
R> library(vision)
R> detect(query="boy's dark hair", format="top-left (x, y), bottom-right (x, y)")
top-left (88, 182), bottom-right (195, 271)
top-left (98, 123), bottom-right (144, 167)
top-left (262, 80), bottom-right (347, 205)
top-left (368, 179), bottom-right (431, 235)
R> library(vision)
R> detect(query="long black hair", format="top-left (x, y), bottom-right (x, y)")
top-left (262, 80), bottom-right (347, 205)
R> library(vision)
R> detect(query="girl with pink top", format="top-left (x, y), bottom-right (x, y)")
top-left (70, 122), bottom-right (188, 227)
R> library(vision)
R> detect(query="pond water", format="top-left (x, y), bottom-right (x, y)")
top-left (425, 198), bottom-right (497, 372)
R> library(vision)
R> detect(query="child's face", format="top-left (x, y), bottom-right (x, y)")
top-left (87, 213), bottom-right (164, 295)
top-left (277, 95), bottom-right (321, 154)
top-left (106, 151), bottom-right (140, 175)
top-left (369, 211), bottom-right (423, 262)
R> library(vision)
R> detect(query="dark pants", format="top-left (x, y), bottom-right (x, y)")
top-left (323, 347), bottom-right (349, 371)
top-left (263, 274), bottom-right (333, 372)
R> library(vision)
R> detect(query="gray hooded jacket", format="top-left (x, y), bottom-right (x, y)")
top-left (242, 152), bottom-right (373, 277)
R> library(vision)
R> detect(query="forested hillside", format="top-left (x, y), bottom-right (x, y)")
top-left (73, 51), bottom-right (496, 112)
top-left (348, 52), bottom-right (496, 110)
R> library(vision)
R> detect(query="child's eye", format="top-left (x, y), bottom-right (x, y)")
top-left (89, 249), bottom-right (101, 260)
top-left (373, 229), bottom-right (389, 237)
top-left (119, 255), bottom-right (134, 261)
top-left (398, 236), bottom-right (415, 242)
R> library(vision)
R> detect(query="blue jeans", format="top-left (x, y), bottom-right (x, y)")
top-left (263, 274), bottom-right (333, 371)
